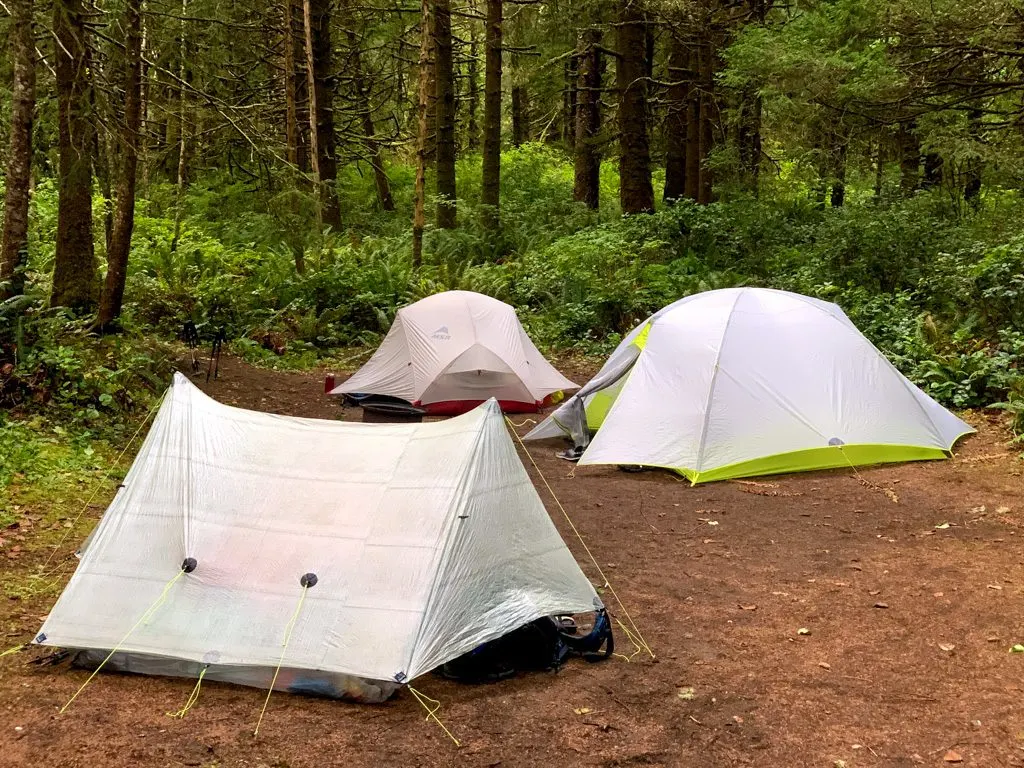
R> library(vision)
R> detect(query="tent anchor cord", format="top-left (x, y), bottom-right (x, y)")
top-left (43, 389), bottom-right (168, 570)
top-left (837, 446), bottom-right (899, 503)
top-left (253, 584), bottom-right (310, 737)
top-left (408, 685), bottom-right (461, 746)
top-left (167, 664), bottom-right (208, 718)
top-left (59, 567), bottom-right (187, 713)
top-left (504, 417), bottom-right (655, 660)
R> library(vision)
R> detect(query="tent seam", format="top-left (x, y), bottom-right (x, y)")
top-left (402, 405), bottom-right (493, 679)
top-left (693, 290), bottom-right (746, 473)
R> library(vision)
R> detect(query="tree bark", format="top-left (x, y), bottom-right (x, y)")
top-left (573, 28), bottom-right (601, 209)
top-left (964, 108), bottom-right (983, 207)
top-left (467, 22), bottom-right (480, 150)
top-left (663, 33), bottom-right (690, 203)
top-left (564, 55), bottom-right (577, 150)
top-left (830, 140), bottom-right (847, 208)
top-left (511, 85), bottom-right (529, 146)
top-left (480, 0), bottom-right (502, 226)
top-left (0, 0), bottom-right (36, 300)
top-left (696, 33), bottom-right (715, 205)
top-left (51, 0), bottom-right (98, 311)
top-left (434, 0), bottom-right (457, 229)
top-left (683, 34), bottom-right (701, 201)
top-left (347, 28), bottom-right (395, 212)
top-left (96, 0), bottom-right (144, 331)
top-left (305, 0), bottom-right (341, 228)
top-left (412, 0), bottom-right (431, 265)
top-left (922, 152), bottom-right (943, 190)
top-left (617, 0), bottom-right (654, 214)
top-left (170, 0), bottom-right (189, 254)
top-left (897, 123), bottom-right (920, 197)
top-left (283, 0), bottom-right (300, 167)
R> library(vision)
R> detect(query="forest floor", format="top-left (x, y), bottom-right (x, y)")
top-left (2, 355), bottom-right (1024, 768)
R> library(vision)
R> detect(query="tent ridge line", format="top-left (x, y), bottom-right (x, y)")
top-left (693, 290), bottom-right (746, 474)
top-left (400, 405), bottom-right (493, 680)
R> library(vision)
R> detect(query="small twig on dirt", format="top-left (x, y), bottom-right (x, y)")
top-left (689, 715), bottom-right (705, 726)
top-left (638, 495), bottom-right (660, 534)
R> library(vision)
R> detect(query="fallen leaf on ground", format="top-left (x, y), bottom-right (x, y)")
top-left (939, 643), bottom-right (955, 652)
top-left (1010, 644), bottom-right (1024, 653)
top-left (797, 628), bottom-right (811, 636)
top-left (935, 523), bottom-right (951, 529)
top-left (996, 506), bottom-right (1010, 514)
top-left (874, 602), bottom-right (889, 609)
top-left (818, 661), bottom-right (831, 669)
top-left (943, 750), bottom-right (963, 763)
top-left (739, 604), bottom-right (757, 611)
top-left (573, 707), bottom-right (592, 715)
top-left (677, 687), bottom-right (696, 700)
top-left (987, 584), bottom-right (1003, 590)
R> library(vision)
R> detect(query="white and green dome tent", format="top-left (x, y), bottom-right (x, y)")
top-left (36, 374), bottom-right (601, 703)
top-left (526, 288), bottom-right (973, 484)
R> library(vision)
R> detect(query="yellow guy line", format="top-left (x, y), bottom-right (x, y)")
top-left (504, 416), bottom-right (654, 660)
top-left (43, 390), bottom-right (167, 569)
top-left (61, 567), bottom-right (186, 713)
top-left (408, 685), bottom-right (461, 746)
top-left (253, 584), bottom-right (310, 737)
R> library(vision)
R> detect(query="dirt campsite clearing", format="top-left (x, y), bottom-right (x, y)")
top-left (2, 356), bottom-right (1023, 768)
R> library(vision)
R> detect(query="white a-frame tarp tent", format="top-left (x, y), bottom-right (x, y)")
top-left (36, 373), bottom-right (601, 702)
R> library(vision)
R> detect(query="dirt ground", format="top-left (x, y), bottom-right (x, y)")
top-left (2, 355), bottom-right (1024, 768)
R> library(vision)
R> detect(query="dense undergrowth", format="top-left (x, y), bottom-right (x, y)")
top-left (1, 145), bottom-right (1022, 478)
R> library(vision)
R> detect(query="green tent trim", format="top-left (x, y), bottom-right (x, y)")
top-left (627, 443), bottom-right (954, 484)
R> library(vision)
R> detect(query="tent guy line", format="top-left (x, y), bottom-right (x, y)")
top-left (504, 415), bottom-right (654, 661)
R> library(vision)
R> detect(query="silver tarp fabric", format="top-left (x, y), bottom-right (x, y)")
top-left (36, 374), bottom-right (601, 700)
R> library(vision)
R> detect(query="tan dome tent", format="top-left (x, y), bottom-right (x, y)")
top-left (527, 288), bottom-right (973, 484)
top-left (331, 291), bottom-right (577, 415)
top-left (35, 374), bottom-right (602, 703)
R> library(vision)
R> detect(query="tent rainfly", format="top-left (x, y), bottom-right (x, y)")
top-left (35, 374), bottom-right (602, 703)
top-left (331, 290), bottom-right (578, 414)
top-left (526, 288), bottom-right (974, 483)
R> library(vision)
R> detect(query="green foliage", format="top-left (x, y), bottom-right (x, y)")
top-left (4, 145), bottom-right (1021, 430)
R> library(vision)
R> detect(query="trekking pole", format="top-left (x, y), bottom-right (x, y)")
top-left (206, 327), bottom-right (226, 383)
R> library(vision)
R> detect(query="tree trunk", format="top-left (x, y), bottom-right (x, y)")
top-left (874, 140), bottom-right (884, 201)
top-left (922, 152), bottom-right (943, 190)
top-left (170, 0), bottom-right (189, 254)
top-left (898, 123), bottom-right (920, 197)
top-left (696, 34), bottom-right (715, 205)
top-left (683, 36), bottom-right (701, 201)
top-left (0, 0), bottom-right (36, 301)
top-left (305, 0), bottom-right (341, 228)
top-left (511, 86), bottom-right (529, 146)
top-left (963, 108), bottom-right (983, 207)
top-left (51, 0), bottom-right (98, 311)
top-left (564, 56), bottom-right (577, 150)
top-left (96, 0), bottom-right (144, 331)
top-left (662, 33), bottom-right (690, 204)
top-left (736, 86), bottom-right (761, 194)
top-left (347, 28), bottom-right (395, 212)
top-left (480, 0), bottom-right (502, 226)
top-left (283, 0), bottom-right (300, 167)
top-left (574, 28), bottom-right (601, 209)
top-left (467, 23), bottom-right (480, 150)
top-left (830, 140), bottom-right (847, 208)
top-left (434, 0), bottom-right (457, 229)
top-left (617, 0), bottom-right (654, 214)
top-left (412, 0), bottom-right (431, 265)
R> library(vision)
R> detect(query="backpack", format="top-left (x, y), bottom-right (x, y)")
top-left (437, 610), bottom-right (614, 684)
